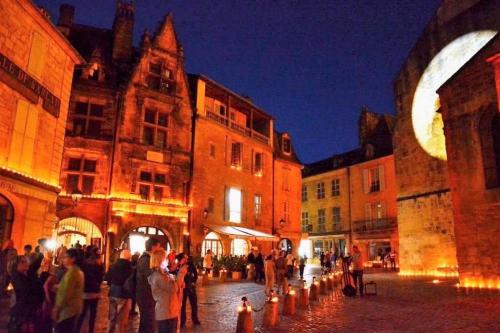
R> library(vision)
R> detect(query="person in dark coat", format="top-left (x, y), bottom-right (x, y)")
top-left (254, 251), bottom-right (264, 283)
top-left (0, 239), bottom-right (17, 296)
top-left (136, 237), bottom-right (162, 333)
top-left (76, 246), bottom-right (104, 333)
top-left (180, 255), bottom-right (200, 328)
top-left (8, 255), bottom-right (43, 333)
top-left (129, 252), bottom-right (140, 316)
top-left (107, 249), bottom-right (133, 333)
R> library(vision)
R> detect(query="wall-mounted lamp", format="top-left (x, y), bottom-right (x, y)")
top-left (279, 219), bottom-right (286, 226)
top-left (203, 208), bottom-right (209, 219)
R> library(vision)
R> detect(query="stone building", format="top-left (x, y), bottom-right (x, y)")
top-left (393, 0), bottom-right (499, 276)
top-left (437, 36), bottom-right (500, 287)
top-left (55, 1), bottom-right (192, 256)
top-left (0, 0), bottom-right (82, 248)
top-left (302, 109), bottom-right (398, 265)
top-left (189, 75), bottom-right (302, 257)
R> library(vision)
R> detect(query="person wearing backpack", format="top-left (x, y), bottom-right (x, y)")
top-left (107, 249), bottom-right (133, 333)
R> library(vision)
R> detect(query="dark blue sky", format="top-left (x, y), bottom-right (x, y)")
top-left (37, 0), bottom-right (440, 163)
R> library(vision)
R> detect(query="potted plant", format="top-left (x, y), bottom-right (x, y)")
top-left (231, 256), bottom-right (245, 281)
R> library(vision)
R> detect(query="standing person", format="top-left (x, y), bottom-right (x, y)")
top-left (0, 239), bottom-right (17, 296)
top-left (286, 251), bottom-right (295, 279)
top-left (319, 252), bottom-right (325, 270)
top-left (202, 249), bottom-right (213, 275)
top-left (129, 252), bottom-right (140, 317)
top-left (264, 254), bottom-right (276, 296)
top-left (298, 255), bottom-right (307, 280)
top-left (180, 255), bottom-right (201, 328)
top-left (254, 250), bottom-right (264, 283)
top-left (275, 251), bottom-right (286, 295)
top-left (390, 250), bottom-right (397, 271)
top-left (53, 248), bottom-right (84, 333)
top-left (351, 245), bottom-right (364, 296)
top-left (324, 251), bottom-right (332, 273)
top-left (136, 237), bottom-right (162, 333)
top-left (167, 249), bottom-right (176, 272)
top-left (148, 249), bottom-right (188, 333)
top-left (41, 258), bottom-right (58, 333)
top-left (77, 246), bottom-right (104, 333)
top-left (107, 249), bottom-right (133, 333)
top-left (8, 255), bottom-right (43, 333)
top-left (331, 250), bottom-right (337, 269)
top-left (23, 244), bottom-right (36, 265)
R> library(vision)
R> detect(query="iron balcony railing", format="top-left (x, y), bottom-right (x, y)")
top-left (353, 218), bottom-right (396, 233)
top-left (205, 111), bottom-right (270, 145)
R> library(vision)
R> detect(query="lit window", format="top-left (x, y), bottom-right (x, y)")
top-left (231, 238), bottom-right (249, 256)
top-left (231, 142), bottom-right (242, 167)
top-left (301, 212), bottom-right (309, 232)
top-left (302, 185), bottom-right (308, 202)
top-left (316, 182), bottom-right (325, 199)
top-left (72, 102), bottom-right (104, 138)
top-left (254, 152), bottom-right (263, 175)
top-left (363, 166), bottom-right (384, 193)
top-left (228, 188), bottom-right (242, 223)
top-left (254, 194), bottom-right (262, 219)
top-left (142, 108), bottom-right (168, 148)
top-left (332, 179), bottom-right (340, 196)
top-left (202, 232), bottom-right (223, 258)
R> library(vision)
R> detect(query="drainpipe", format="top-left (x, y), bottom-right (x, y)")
top-left (271, 150), bottom-right (276, 250)
top-left (347, 166), bottom-right (353, 255)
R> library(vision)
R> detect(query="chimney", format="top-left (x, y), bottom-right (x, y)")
top-left (112, 0), bottom-right (135, 62)
top-left (57, 4), bottom-right (74, 37)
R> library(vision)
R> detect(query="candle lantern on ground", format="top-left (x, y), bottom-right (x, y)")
top-left (327, 273), bottom-right (334, 290)
top-left (309, 277), bottom-right (319, 302)
top-left (263, 290), bottom-right (279, 327)
top-left (298, 280), bottom-right (310, 308)
top-left (319, 275), bottom-right (327, 295)
top-left (220, 268), bottom-right (227, 282)
top-left (236, 297), bottom-right (253, 333)
top-left (282, 284), bottom-right (296, 316)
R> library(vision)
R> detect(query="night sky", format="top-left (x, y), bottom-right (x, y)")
top-left (36, 0), bottom-right (441, 163)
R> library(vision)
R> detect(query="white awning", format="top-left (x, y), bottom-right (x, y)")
top-left (204, 224), bottom-right (279, 241)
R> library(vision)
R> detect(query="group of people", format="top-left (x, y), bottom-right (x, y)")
top-left (0, 237), bottom-right (201, 333)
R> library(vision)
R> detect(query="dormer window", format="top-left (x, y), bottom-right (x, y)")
top-left (282, 136), bottom-right (291, 154)
top-left (88, 63), bottom-right (100, 81)
top-left (147, 61), bottom-right (175, 95)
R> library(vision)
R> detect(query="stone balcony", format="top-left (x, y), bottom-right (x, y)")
top-left (353, 218), bottom-right (397, 234)
top-left (205, 111), bottom-right (270, 145)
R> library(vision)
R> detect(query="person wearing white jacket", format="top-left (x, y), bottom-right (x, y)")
top-left (148, 249), bottom-right (188, 333)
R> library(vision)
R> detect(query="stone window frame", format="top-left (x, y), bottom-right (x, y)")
top-left (142, 107), bottom-right (169, 149)
top-left (301, 212), bottom-right (309, 232)
top-left (332, 206), bottom-right (341, 225)
top-left (253, 151), bottom-right (263, 176)
top-left (301, 184), bottom-right (308, 202)
top-left (331, 178), bottom-right (340, 196)
top-left (478, 104), bottom-right (500, 189)
top-left (230, 141), bottom-right (242, 168)
top-left (146, 60), bottom-right (175, 95)
top-left (316, 182), bottom-right (325, 199)
top-left (72, 100), bottom-right (105, 138)
top-left (66, 156), bottom-right (97, 195)
top-left (254, 194), bottom-right (262, 219)
top-left (137, 170), bottom-right (168, 201)
top-left (317, 208), bottom-right (326, 232)
top-left (282, 134), bottom-right (292, 155)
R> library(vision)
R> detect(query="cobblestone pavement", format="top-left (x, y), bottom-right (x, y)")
top-left (1, 266), bottom-right (499, 332)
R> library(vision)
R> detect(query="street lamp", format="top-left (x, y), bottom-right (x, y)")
top-left (71, 188), bottom-right (83, 206)
top-left (279, 219), bottom-right (286, 226)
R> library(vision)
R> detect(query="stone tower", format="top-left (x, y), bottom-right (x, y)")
top-left (112, 0), bottom-right (134, 62)
top-left (393, 0), bottom-right (499, 275)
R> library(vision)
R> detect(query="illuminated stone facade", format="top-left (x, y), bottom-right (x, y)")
top-left (189, 75), bottom-right (302, 257)
top-left (438, 37), bottom-right (500, 287)
top-left (0, 0), bottom-right (82, 248)
top-left (302, 109), bottom-right (398, 264)
top-left (393, 0), bottom-right (499, 275)
top-left (56, 2), bottom-right (191, 254)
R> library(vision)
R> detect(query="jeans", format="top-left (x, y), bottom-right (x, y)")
top-left (56, 315), bottom-right (78, 333)
top-left (352, 270), bottom-right (364, 295)
top-left (158, 318), bottom-right (177, 333)
top-left (181, 287), bottom-right (199, 326)
top-left (108, 298), bottom-right (131, 333)
top-left (77, 298), bottom-right (98, 333)
top-left (138, 302), bottom-right (156, 333)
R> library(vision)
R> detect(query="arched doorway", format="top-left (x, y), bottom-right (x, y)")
top-left (278, 238), bottom-right (292, 253)
top-left (123, 226), bottom-right (171, 255)
top-left (202, 232), bottom-right (223, 258)
top-left (56, 217), bottom-right (103, 250)
top-left (231, 238), bottom-right (250, 256)
top-left (0, 194), bottom-right (14, 242)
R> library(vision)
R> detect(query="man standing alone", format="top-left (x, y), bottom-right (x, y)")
top-left (351, 245), bottom-right (364, 296)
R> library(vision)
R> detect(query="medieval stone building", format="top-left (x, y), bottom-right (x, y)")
top-left (0, 0), bottom-right (82, 248)
top-left (55, 1), bottom-right (192, 255)
top-left (393, 0), bottom-right (499, 279)
top-left (302, 109), bottom-right (398, 265)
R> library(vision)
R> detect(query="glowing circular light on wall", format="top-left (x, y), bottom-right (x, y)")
top-left (411, 30), bottom-right (497, 160)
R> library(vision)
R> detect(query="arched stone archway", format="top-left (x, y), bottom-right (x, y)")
top-left (56, 217), bottom-right (103, 249)
top-left (121, 226), bottom-right (172, 255)
top-left (0, 194), bottom-right (14, 242)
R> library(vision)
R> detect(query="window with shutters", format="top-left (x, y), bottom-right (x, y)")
top-left (301, 212), bottom-right (309, 232)
top-left (316, 182), bottom-right (325, 199)
top-left (363, 165), bottom-right (385, 193)
top-left (147, 61), bottom-right (175, 95)
top-left (254, 152), bottom-right (263, 175)
top-left (231, 142), bottom-right (242, 168)
top-left (317, 209), bottom-right (326, 232)
top-left (370, 167), bottom-right (380, 192)
top-left (73, 102), bottom-right (104, 138)
top-left (137, 171), bottom-right (167, 201)
top-left (142, 108), bottom-right (168, 149)
top-left (8, 100), bottom-right (38, 173)
top-left (331, 178), bottom-right (340, 196)
top-left (227, 187), bottom-right (242, 223)
top-left (302, 185), bottom-right (308, 202)
top-left (65, 158), bottom-right (97, 195)
top-left (28, 32), bottom-right (47, 79)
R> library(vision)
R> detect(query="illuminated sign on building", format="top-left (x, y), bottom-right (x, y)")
top-left (0, 52), bottom-right (61, 117)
